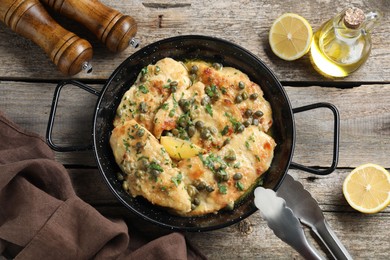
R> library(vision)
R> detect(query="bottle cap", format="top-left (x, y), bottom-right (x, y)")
top-left (344, 7), bottom-right (365, 29)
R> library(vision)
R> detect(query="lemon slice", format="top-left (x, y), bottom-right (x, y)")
top-left (269, 13), bottom-right (313, 61)
top-left (160, 136), bottom-right (203, 160)
top-left (343, 163), bottom-right (390, 214)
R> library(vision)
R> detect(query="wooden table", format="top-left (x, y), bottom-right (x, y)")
top-left (1, 0), bottom-right (389, 259)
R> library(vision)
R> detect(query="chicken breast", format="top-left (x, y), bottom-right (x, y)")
top-left (110, 119), bottom-right (192, 213)
top-left (114, 58), bottom-right (191, 132)
top-left (177, 126), bottom-right (276, 216)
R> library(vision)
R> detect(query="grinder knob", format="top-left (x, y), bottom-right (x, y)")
top-left (41, 0), bottom-right (138, 52)
top-left (0, 0), bottom-right (93, 75)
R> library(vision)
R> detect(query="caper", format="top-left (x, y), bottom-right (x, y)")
top-left (233, 172), bottom-right (243, 180)
top-left (244, 109), bottom-right (253, 117)
top-left (171, 128), bottom-right (179, 136)
top-left (170, 85), bottom-right (177, 93)
top-left (187, 185), bottom-right (199, 197)
top-left (155, 66), bottom-right (160, 74)
top-left (189, 74), bottom-right (197, 84)
top-left (138, 158), bottom-right (149, 170)
top-left (191, 204), bottom-right (197, 210)
top-left (222, 173), bottom-right (229, 181)
top-left (250, 93), bottom-right (259, 100)
top-left (254, 110), bottom-right (264, 118)
top-left (241, 92), bottom-right (248, 100)
top-left (206, 185), bottom-right (215, 193)
top-left (187, 125), bottom-right (196, 137)
top-left (191, 65), bottom-right (199, 74)
top-left (238, 81), bottom-right (245, 89)
top-left (218, 163), bottom-right (227, 170)
top-left (179, 99), bottom-right (191, 113)
top-left (224, 150), bottom-right (236, 161)
top-left (236, 123), bottom-right (245, 133)
top-left (200, 128), bottom-right (211, 139)
top-left (235, 95), bottom-right (243, 103)
top-left (252, 118), bottom-right (259, 126)
top-left (194, 180), bottom-right (207, 191)
top-left (136, 128), bottom-right (145, 137)
top-left (140, 75), bottom-right (147, 82)
top-left (139, 102), bottom-right (148, 113)
top-left (243, 120), bottom-right (251, 127)
top-left (169, 80), bottom-right (178, 87)
top-left (195, 120), bottom-right (204, 130)
top-left (216, 171), bottom-right (227, 182)
top-left (178, 99), bottom-right (185, 107)
top-left (201, 95), bottom-right (211, 105)
top-left (193, 197), bottom-right (200, 206)
top-left (212, 62), bottom-right (222, 70)
top-left (178, 117), bottom-right (188, 128)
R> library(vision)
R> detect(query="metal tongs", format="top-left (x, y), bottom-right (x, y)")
top-left (254, 174), bottom-right (353, 260)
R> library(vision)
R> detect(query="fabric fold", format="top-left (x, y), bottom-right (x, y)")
top-left (0, 111), bottom-right (206, 260)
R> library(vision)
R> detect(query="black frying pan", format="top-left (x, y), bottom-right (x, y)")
top-left (47, 35), bottom-right (340, 231)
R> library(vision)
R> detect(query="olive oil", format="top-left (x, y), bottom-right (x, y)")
top-left (310, 7), bottom-right (382, 78)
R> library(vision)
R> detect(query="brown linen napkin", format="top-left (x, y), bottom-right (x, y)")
top-left (0, 111), bottom-right (206, 260)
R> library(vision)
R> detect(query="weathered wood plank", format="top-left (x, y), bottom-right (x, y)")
top-left (67, 168), bottom-right (390, 259)
top-left (0, 0), bottom-right (388, 81)
top-left (1, 81), bottom-right (389, 168)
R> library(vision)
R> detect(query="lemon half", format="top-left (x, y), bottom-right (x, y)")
top-left (269, 13), bottom-right (313, 61)
top-left (343, 163), bottom-right (390, 214)
top-left (160, 136), bottom-right (203, 160)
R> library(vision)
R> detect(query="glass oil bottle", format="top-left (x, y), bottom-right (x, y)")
top-left (310, 7), bottom-right (382, 77)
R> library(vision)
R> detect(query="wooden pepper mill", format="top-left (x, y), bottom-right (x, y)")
top-left (0, 0), bottom-right (93, 75)
top-left (41, 0), bottom-right (138, 52)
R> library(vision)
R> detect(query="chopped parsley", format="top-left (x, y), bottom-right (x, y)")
top-left (205, 103), bottom-right (213, 116)
top-left (171, 173), bottom-right (183, 187)
top-left (149, 161), bottom-right (163, 172)
top-left (224, 112), bottom-right (242, 133)
top-left (123, 139), bottom-right (130, 151)
top-left (160, 103), bottom-right (169, 110)
top-left (138, 85), bottom-right (149, 94)
top-left (221, 126), bottom-right (229, 136)
top-left (141, 67), bottom-right (148, 75)
top-left (218, 183), bottom-right (228, 194)
top-left (235, 181), bottom-right (244, 191)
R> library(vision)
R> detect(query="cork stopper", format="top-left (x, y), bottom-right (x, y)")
top-left (343, 7), bottom-right (365, 29)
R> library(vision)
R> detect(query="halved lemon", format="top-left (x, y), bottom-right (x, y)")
top-left (160, 136), bottom-right (204, 160)
top-left (343, 163), bottom-right (390, 214)
top-left (269, 13), bottom-right (313, 61)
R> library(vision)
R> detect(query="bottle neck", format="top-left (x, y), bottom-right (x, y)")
top-left (334, 15), bottom-right (362, 39)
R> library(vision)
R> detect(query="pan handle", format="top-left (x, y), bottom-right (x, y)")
top-left (46, 80), bottom-right (100, 152)
top-left (290, 102), bottom-right (340, 175)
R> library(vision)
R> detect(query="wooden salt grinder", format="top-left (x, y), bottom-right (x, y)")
top-left (0, 0), bottom-right (93, 75)
top-left (41, 0), bottom-right (139, 52)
